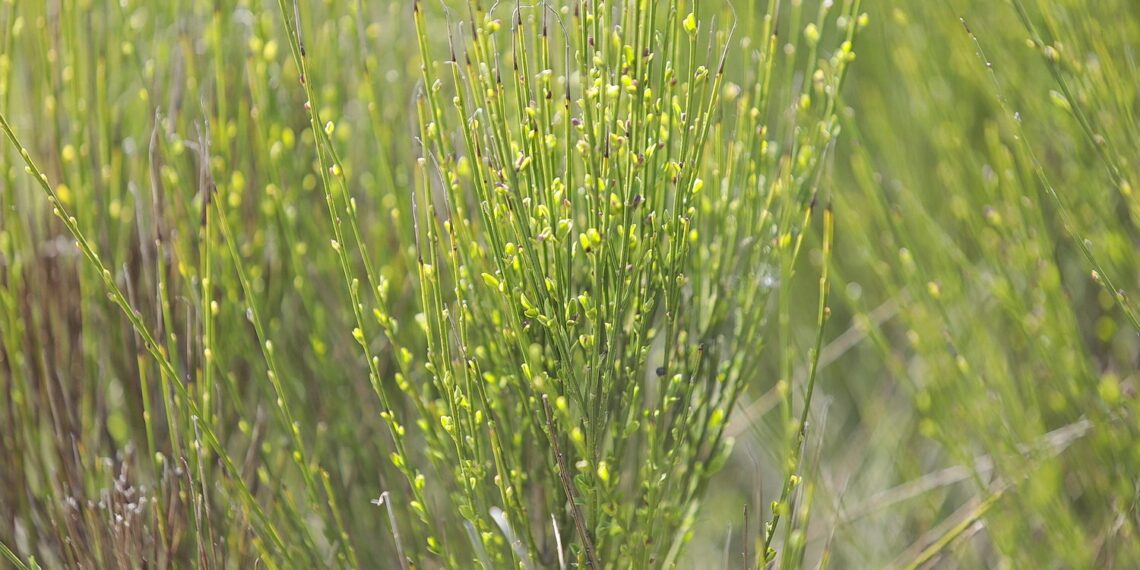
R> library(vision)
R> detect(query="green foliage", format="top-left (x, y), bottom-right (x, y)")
top-left (819, 1), bottom-right (1140, 567)
top-left (1, 0), bottom-right (1137, 568)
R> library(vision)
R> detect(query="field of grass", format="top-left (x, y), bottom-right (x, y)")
top-left (1, 0), bottom-right (1137, 568)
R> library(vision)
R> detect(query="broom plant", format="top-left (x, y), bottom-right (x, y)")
top-left (0, 0), bottom-right (861, 566)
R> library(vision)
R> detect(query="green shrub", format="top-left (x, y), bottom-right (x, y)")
top-left (3, 0), bottom-right (1138, 568)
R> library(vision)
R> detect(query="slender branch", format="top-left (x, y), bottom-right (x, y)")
top-left (542, 395), bottom-right (601, 569)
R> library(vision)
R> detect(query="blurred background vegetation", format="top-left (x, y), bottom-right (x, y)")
top-left (1, 0), bottom-right (1137, 567)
